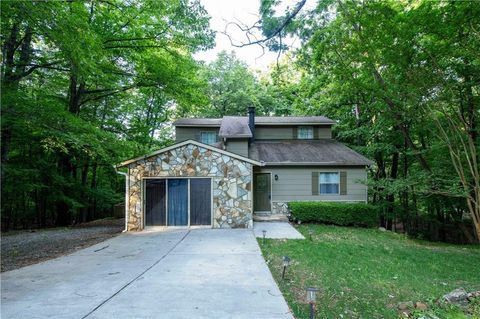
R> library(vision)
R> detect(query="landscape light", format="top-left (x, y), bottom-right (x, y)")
top-left (282, 256), bottom-right (291, 280)
top-left (262, 230), bottom-right (267, 244)
top-left (306, 287), bottom-right (320, 319)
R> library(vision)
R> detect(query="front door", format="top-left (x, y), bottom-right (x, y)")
top-left (254, 173), bottom-right (271, 211)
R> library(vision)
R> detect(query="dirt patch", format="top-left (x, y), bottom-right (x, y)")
top-left (1, 218), bottom-right (124, 272)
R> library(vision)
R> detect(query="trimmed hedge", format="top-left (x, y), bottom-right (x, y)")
top-left (288, 201), bottom-right (379, 227)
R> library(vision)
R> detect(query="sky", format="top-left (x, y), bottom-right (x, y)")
top-left (194, 0), bottom-right (297, 71)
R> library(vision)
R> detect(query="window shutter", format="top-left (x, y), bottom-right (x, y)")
top-left (313, 127), bottom-right (319, 139)
top-left (312, 172), bottom-right (319, 195)
top-left (293, 127), bottom-right (298, 139)
top-left (340, 171), bottom-right (347, 195)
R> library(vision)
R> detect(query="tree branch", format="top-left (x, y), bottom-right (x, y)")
top-left (12, 61), bottom-right (65, 80)
top-left (220, 0), bottom-right (306, 48)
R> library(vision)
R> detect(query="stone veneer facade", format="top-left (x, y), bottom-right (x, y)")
top-left (271, 201), bottom-right (290, 216)
top-left (127, 143), bottom-right (253, 231)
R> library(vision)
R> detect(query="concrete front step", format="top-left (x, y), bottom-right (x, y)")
top-left (253, 214), bottom-right (289, 222)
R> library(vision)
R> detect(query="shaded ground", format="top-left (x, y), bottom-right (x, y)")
top-left (259, 224), bottom-right (480, 319)
top-left (1, 218), bottom-right (124, 272)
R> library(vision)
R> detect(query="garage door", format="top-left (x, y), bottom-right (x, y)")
top-left (145, 178), bottom-right (211, 227)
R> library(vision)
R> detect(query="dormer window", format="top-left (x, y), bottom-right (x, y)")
top-left (200, 131), bottom-right (217, 145)
top-left (297, 126), bottom-right (314, 139)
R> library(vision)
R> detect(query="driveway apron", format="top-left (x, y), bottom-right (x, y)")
top-left (1, 229), bottom-right (293, 319)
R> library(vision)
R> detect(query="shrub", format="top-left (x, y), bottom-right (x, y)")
top-left (288, 201), bottom-right (379, 227)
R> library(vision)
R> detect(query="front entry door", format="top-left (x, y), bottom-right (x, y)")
top-left (254, 173), bottom-right (271, 211)
top-left (167, 179), bottom-right (188, 226)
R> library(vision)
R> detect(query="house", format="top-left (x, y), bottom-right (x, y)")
top-left (117, 107), bottom-right (372, 231)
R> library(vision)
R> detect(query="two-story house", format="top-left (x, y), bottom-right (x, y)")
top-left (117, 107), bottom-right (372, 231)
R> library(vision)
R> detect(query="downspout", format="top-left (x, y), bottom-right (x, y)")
top-left (114, 166), bottom-right (129, 232)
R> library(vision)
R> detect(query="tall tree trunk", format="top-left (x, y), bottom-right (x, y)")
top-left (370, 67), bottom-right (432, 172)
top-left (88, 162), bottom-right (98, 221)
top-left (2, 21), bottom-right (21, 174)
top-left (67, 72), bottom-right (85, 115)
top-left (79, 161), bottom-right (89, 223)
top-left (56, 156), bottom-right (73, 226)
top-left (54, 71), bottom-right (86, 225)
top-left (373, 145), bottom-right (387, 227)
top-left (386, 151), bottom-right (399, 231)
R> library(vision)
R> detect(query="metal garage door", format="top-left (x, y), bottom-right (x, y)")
top-left (145, 178), bottom-right (211, 227)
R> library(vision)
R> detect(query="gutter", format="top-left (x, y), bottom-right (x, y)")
top-left (114, 165), bottom-right (129, 232)
top-left (261, 162), bottom-right (371, 167)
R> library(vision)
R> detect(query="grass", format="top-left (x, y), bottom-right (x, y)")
top-left (258, 224), bottom-right (480, 319)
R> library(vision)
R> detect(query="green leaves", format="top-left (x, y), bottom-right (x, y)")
top-left (0, 0), bottom-right (214, 228)
top-left (255, 0), bottom-right (480, 238)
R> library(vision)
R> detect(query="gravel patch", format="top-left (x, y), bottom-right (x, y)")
top-left (1, 219), bottom-right (124, 272)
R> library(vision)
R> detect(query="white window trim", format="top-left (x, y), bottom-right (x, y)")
top-left (298, 126), bottom-right (314, 139)
top-left (200, 131), bottom-right (217, 145)
top-left (319, 171), bottom-right (340, 195)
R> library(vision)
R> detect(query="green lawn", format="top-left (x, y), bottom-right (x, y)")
top-left (258, 225), bottom-right (480, 319)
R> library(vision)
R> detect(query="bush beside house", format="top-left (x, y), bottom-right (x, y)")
top-left (288, 201), bottom-right (379, 227)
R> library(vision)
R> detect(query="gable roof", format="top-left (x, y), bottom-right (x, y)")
top-left (173, 118), bottom-right (222, 126)
top-left (249, 140), bottom-right (373, 166)
top-left (255, 116), bottom-right (335, 125)
top-left (173, 116), bottom-right (335, 128)
top-left (117, 140), bottom-right (263, 167)
top-left (219, 116), bottom-right (252, 138)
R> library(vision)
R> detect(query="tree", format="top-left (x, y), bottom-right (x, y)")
top-left (197, 51), bottom-right (257, 116)
top-left (244, 0), bottom-right (479, 240)
top-left (1, 0), bottom-right (214, 229)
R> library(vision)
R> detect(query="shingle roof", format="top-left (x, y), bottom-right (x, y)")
top-left (255, 116), bottom-right (335, 125)
top-left (173, 116), bottom-right (335, 128)
top-left (249, 140), bottom-right (373, 166)
top-left (219, 116), bottom-right (252, 138)
top-left (173, 118), bottom-right (222, 126)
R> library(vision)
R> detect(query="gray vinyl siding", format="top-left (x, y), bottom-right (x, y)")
top-left (255, 125), bottom-right (332, 140)
top-left (225, 139), bottom-right (248, 157)
top-left (256, 126), bottom-right (294, 139)
top-left (175, 127), bottom-right (219, 142)
top-left (317, 127), bottom-right (332, 139)
top-left (255, 166), bottom-right (367, 202)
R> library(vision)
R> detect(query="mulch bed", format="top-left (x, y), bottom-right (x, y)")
top-left (1, 218), bottom-right (124, 272)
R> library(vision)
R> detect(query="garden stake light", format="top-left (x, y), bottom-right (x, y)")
top-left (262, 230), bottom-right (267, 244)
top-left (306, 287), bottom-right (319, 319)
top-left (281, 256), bottom-right (291, 280)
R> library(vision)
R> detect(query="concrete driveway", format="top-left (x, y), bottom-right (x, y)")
top-left (1, 229), bottom-right (293, 319)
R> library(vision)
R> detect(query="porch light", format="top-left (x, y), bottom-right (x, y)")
top-left (306, 287), bottom-right (320, 319)
top-left (281, 256), bottom-right (291, 280)
top-left (262, 230), bottom-right (267, 244)
top-left (274, 174), bottom-right (279, 181)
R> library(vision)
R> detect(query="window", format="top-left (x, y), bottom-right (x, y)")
top-left (200, 131), bottom-right (217, 145)
top-left (298, 126), bottom-right (314, 139)
top-left (319, 172), bottom-right (339, 194)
